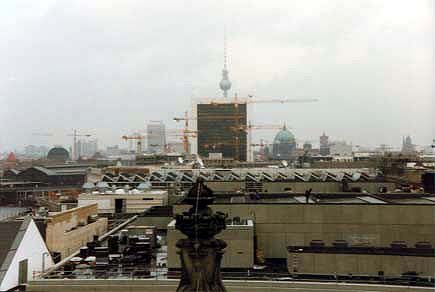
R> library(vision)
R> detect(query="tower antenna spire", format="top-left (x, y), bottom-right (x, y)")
top-left (224, 24), bottom-right (227, 71)
top-left (219, 23), bottom-right (231, 98)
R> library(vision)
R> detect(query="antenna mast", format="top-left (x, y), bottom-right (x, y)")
top-left (219, 24), bottom-right (232, 98)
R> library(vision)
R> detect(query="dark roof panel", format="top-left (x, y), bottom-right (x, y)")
top-left (0, 221), bottom-right (22, 270)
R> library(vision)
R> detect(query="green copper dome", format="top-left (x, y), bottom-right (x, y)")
top-left (273, 125), bottom-right (296, 144)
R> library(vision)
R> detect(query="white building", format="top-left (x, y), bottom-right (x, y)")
top-left (75, 139), bottom-right (98, 158)
top-left (78, 189), bottom-right (168, 214)
top-left (329, 141), bottom-right (353, 157)
top-left (147, 121), bottom-right (166, 153)
top-left (0, 217), bottom-right (53, 291)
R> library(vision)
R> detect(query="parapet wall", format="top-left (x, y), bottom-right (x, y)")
top-left (27, 279), bottom-right (433, 292)
top-left (45, 203), bottom-right (108, 258)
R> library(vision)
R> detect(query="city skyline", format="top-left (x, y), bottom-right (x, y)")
top-left (0, 0), bottom-right (432, 151)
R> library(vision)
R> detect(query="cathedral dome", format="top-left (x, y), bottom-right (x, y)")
top-left (273, 125), bottom-right (296, 144)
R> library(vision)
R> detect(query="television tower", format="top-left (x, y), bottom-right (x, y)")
top-left (219, 28), bottom-right (231, 98)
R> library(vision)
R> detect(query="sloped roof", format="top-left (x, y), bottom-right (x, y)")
top-left (0, 217), bottom-right (31, 284)
top-left (0, 222), bottom-right (21, 268)
top-left (32, 166), bottom-right (57, 176)
top-left (4, 169), bottom-right (20, 176)
top-left (6, 152), bottom-right (17, 163)
top-left (95, 168), bottom-right (380, 186)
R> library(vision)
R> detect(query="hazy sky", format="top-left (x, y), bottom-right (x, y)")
top-left (1, 0), bottom-right (433, 152)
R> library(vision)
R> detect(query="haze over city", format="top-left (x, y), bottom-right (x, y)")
top-left (2, 2), bottom-right (435, 292)
top-left (0, 0), bottom-right (433, 151)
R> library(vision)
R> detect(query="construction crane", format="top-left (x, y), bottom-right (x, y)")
top-left (174, 114), bottom-right (285, 161)
top-left (167, 130), bottom-right (197, 154)
top-left (31, 133), bottom-right (54, 136)
top-left (230, 122), bottom-right (285, 162)
top-left (176, 96), bottom-right (317, 159)
top-left (172, 111), bottom-right (192, 152)
top-left (245, 96), bottom-right (318, 104)
top-left (198, 94), bottom-right (318, 105)
top-left (121, 135), bottom-right (145, 154)
top-left (67, 130), bottom-right (92, 160)
top-left (174, 111), bottom-right (249, 157)
top-left (145, 127), bottom-right (197, 154)
top-left (171, 112), bottom-right (198, 154)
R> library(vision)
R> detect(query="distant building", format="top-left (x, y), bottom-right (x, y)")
top-left (75, 139), bottom-right (98, 158)
top-left (167, 142), bottom-right (188, 154)
top-left (401, 135), bottom-right (415, 154)
top-left (2, 152), bottom-right (18, 170)
top-left (147, 122), bottom-right (166, 153)
top-left (47, 147), bottom-right (69, 162)
top-left (302, 142), bottom-right (313, 153)
top-left (319, 132), bottom-right (330, 156)
top-left (376, 144), bottom-right (393, 154)
top-left (17, 165), bottom-right (86, 187)
top-left (0, 217), bottom-right (53, 291)
top-left (135, 153), bottom-right (183, 166)
top-left (272, 125), bottom-right (296, 160)
top-left (24, 145), bottom-right (48, 158)
top-left (6, 152), bottom-right (17, 163)
top-left (329, 141), bottom-right (353, 156)
top-left (197, 102), bottom-right (247, 161)
top-left (106, 145), bottom-right (121, 156)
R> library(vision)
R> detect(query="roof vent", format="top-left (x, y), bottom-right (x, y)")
top-left (310, 240), bottom-right (325, 248)
top-left (415, 242), bottom-right (432, 249)
top-left (332, 240), bottom-right (348, 248)
top-left (390, 241), bottom-right (407, 249)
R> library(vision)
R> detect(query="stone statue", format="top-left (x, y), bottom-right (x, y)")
top-left (175, 178), bottom-right (227, 292)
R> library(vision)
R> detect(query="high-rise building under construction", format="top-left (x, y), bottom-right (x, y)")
top-left (196, 32), bottom-right (247, 161)
top-left (197, 102), bottom-right (247, 161)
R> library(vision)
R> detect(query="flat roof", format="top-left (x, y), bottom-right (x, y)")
top-left (167, 219), bottom-right (254, 227)
top-left (288, 245), bottom-right (435, 257)
top-left (197, 193), bottom-right (435, 206)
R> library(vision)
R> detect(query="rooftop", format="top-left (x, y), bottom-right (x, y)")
top-left (287, 244), bottom-right (435, 257)
top-left (97, 168), bottom-right (381, 185)
top-left (207, 192), bottom-right (435, 205)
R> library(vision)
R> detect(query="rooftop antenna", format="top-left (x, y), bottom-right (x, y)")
top-left (219, 24), bottom-right (231, 98)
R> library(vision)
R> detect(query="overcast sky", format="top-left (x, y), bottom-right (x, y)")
top-left (0, 0), bottom-right (433, 152)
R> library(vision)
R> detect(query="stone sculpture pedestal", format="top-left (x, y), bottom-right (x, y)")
top-left (175, 178), bottom-right (227, 292)
top-left (176, 238), bottom-right (227, 292)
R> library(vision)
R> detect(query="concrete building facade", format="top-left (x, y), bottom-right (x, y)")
top-left (174, 202), bottom-right (435, 259)
top-left (167, 219), bottom-right (254, 269)
top-left (78, 190), bottom-right (168, 214)
top-left (44, 204), bottom-right (108, 258)
top-left (197, 102), bottom-right (247, 161)
top-left (287, 247), bottom-right (435, 277)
